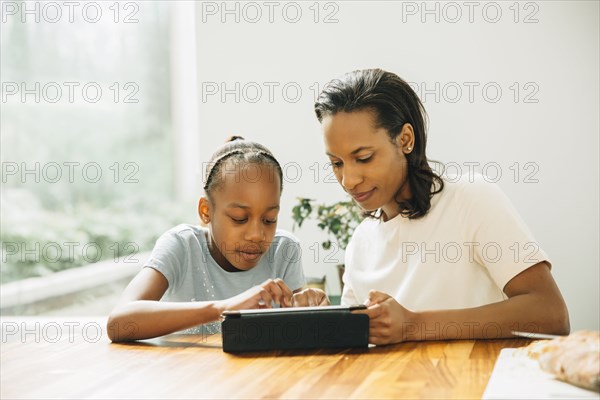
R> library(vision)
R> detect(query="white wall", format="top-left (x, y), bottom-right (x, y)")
top-left (187, 1), bottom-right (599, 330)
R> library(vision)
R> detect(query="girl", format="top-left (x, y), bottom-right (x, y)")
top-left (314, 69), bottom-right (569, 345)
top-left (107, 137), bottom-right (329, 342)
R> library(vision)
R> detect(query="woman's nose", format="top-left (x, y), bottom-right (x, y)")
top-left (341, 166), bottom-right (362, 191)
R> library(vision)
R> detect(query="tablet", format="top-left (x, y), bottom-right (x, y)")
top-left (222, 304), bottom-right (367, 316)
top-left (221, 305), bottom-right (369, 352)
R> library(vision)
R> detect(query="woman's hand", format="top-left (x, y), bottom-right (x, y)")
top-left (217, 278), bottom-right (294, 312)
top-left (354, 289), bottom-right (415, 346)
top-left (291, 288), bottom-right (330, 307)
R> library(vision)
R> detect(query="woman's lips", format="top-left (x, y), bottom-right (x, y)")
top-left (352, 188), bottom-right (375, 203)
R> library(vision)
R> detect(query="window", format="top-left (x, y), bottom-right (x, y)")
top-left (1, 2), bottom-right (183, 314)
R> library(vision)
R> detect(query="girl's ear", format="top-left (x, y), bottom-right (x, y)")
top-left (198, 197), bottom-right (211, 226)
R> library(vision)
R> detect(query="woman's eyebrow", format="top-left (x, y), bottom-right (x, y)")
top-left (326, 146), bottom-right (374, 157)
top-left (351, 146), bottom-right (374, 155)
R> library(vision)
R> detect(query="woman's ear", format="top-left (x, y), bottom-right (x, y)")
top-left (396, 123), bottom-right (415, 154)
top-left (198, 197), bottom-right (211, 226)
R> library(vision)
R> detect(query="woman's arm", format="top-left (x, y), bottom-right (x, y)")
top-left (107, 268), bottom-right (293, 342)
top-left (356, 262), bottom-right (570, 345)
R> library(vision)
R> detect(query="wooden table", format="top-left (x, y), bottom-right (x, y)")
top-left (1, 317), bottom-right (532, 399)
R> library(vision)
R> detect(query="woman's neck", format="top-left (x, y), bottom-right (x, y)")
top-left (382, 179), bottom-right (413, 221)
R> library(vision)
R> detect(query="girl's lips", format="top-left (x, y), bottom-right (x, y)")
top-left (352, 188), bottom-right (375, 203)
top-left (239, 251), bottom-right (263, 261)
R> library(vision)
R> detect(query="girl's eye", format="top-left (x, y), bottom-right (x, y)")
top-left (330, 161), bottom-right (343, 169)
top-left (264, 219), bottom-right (277, 225)
top-left (231, 217), bottom-right (247, 224)
top-left (357, 155), bottom-right (372, 163)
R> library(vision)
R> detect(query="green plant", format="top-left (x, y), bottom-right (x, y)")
top-left (291, 197), bottom-right (365, 251)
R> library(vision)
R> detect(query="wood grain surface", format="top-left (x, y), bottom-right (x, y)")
top-left (0, 317), bottom-right (532, 399)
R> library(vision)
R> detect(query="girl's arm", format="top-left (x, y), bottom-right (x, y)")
top-left (355, 262), bottom-right (570, 345)
top-left (107, 268), bottom-right (293, 342)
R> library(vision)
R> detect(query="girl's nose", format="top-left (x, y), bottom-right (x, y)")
top-left (245, 220), bottom-right (265, 242)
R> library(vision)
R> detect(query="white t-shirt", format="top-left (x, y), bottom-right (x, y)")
top-left (341, 174), bottom-right (549, 311)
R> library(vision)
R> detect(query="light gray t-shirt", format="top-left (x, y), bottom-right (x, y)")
top-left (144, 224), bottom-right (305, 333)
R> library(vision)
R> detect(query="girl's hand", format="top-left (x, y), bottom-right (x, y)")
top-left (354, 289), bottom-right (415, 346)
top-left (218, 278), bottom-right (293, 312)
top-left (291, 288), bottom-right (330, 307)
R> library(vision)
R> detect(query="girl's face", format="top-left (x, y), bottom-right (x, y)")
top-left (322, 109), bottom-right (414, 221)
top-left (199, 163), bottom-right (281, 271)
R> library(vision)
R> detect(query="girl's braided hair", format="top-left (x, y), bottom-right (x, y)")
top-left (203, 136), bottom-right (283, 197)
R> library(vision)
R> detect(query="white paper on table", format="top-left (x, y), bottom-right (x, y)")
top-left (483, 348), bottom-right (600, 399)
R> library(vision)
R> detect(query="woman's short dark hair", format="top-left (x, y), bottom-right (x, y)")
top-left (203, 136), bottom-right (283, 198)
top-left (314, 68), bottom-right (444, 219)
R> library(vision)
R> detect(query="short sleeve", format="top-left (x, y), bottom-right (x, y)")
top-left (273, 231), bottom-right (306, 291)
top-left (144, 229), bottom-right (188, 291)
top-left (340, 270), bottom-right (360, 305)
top-left (462, 177), bottom-right (550, 290)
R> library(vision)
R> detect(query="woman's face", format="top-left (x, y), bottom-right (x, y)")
top-left (199, 162), bottom-right (281, 271)
top-left (322, 109), bottom-right (413, 221)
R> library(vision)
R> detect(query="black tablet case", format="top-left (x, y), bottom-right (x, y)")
top-left (221, 305), bottom-right (369, 352)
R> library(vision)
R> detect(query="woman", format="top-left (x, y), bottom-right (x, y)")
top-left (314, 68), bottom-right (569, 345)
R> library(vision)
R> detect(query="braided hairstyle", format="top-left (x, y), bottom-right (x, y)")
top-left (203, 136), bottom-right (283, 198)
